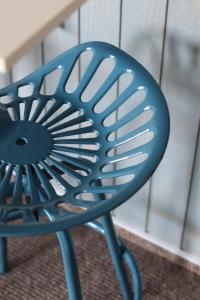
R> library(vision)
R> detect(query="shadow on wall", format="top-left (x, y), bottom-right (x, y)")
top-left (125, 31), bottom-right (200, 241)
top-left (126, 32), bottom-right (200, 97)
top-left (166, 34), bottom-right (200, 98)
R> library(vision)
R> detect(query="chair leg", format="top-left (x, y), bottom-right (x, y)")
top-left (101, 213), bottom-right (133, 300)
top-left (0, 237), bottom-right (7, 274)
top-left (56, 230), bottom-right (82, 300)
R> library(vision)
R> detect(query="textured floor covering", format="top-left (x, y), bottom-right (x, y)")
top-left (0, 226), bottom-right (199, 300)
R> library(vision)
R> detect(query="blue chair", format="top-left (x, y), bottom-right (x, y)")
top-left (0, 42), bottom-right (169, 299)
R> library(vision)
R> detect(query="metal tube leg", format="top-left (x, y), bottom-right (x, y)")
top-left (0, 237), bottom-right (7, 274)
top-left (56, 230), bottom-right (82, 300)
top-left (86, 220), bottom-right (142, 300)
top-left (101, 213), bottom-right (133, 300)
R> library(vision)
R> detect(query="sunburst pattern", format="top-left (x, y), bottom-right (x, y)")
top-left (0, 42), bottom-right (169, 235)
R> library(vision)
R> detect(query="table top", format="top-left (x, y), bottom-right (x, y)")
top-left (0, 0), bottom-right (86, 73)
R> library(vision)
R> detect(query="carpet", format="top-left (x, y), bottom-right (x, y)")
top-left (0, 226), bottom-right (199, 299)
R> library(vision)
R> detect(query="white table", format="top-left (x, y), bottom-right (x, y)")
top-left (0, 0), bottom-right (86, 73)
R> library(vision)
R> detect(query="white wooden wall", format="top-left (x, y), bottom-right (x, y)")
top-left (1, 0), bottom-right (200, 264)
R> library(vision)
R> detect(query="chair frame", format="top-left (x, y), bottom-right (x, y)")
top-left (0, 42), bottom-right (170, 299)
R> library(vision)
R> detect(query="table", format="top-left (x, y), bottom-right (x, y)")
top-left (0, 0), bottom-right (86, 73)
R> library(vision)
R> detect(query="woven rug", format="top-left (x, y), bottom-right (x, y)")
top-left (0, 226), bottom-right (199, 300)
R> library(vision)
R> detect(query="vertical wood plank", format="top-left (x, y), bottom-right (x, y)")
top-left (80, 0), bottom-right (121, 109)
top-left (42, 11), bottom-right (79, 94)
top-left (11, 44), bottom-right (42, 121)
top-left (41, 12), bottom-right (79, 195)
top-left (80, 0), bottom-right (121, 190)
top-left (80, 0), bottom-right (120, 45)
top-left (113, 0), bottom-right (167, 231)
top-left (147, 0), bottom-right (200, 247)
top-left (12, 43), bottom-right (42, 83)
top-left (0, 73), bottom-right (11, 89)
top-left (182, 120), bottom-right (200, 254)
top-left (43, 11), bottom-right (79, 62)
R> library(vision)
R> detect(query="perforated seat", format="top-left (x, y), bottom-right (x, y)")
top-left (0, 42), bottom-right (169, 300)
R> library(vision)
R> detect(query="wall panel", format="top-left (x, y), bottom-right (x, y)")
top-left (0, 73), bottom-right (10, 89)
top-left (12, 43), bottom-right (42, 83)
top-left (147, 0), bottom-right (200, 247)
top-left (183, 121), bottom-right (200, 254)
top-left (1, 0), bottom-right (199, 262)
top-left (42, 11), bottom-right (79, 92)
top-left (113, 0), bottom-right (167, 231)
top-left (80, 0), bottom-right (121, 190)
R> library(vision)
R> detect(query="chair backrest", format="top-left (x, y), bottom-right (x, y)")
top-left (0, 42), bottom-right (170, 236)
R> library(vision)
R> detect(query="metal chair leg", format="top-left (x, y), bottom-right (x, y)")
top-left (92, 180), bottom-right (141, 299)
top-left (44, 208), bottom-right (82, 300)
top-left (101, 213), bottom-right (133, 300)
top-left (56, 230), bottom-right (82, 300)
top-left (0, 237), bottom-right (7, 274)
top-left (86, 219), bottom-right (142, 300)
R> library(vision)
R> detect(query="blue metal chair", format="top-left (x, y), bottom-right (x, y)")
top-left (0, 42), bottom-right (169, 299)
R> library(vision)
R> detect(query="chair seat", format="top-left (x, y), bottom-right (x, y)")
top-left (0, 42), bottom-right (169, 236)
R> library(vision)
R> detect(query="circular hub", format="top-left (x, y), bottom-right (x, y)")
top-left (0, 120), bottom-right (52, 165)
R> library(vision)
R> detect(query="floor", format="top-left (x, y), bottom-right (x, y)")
top-left (0, 226), bottom-right (199, 299)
